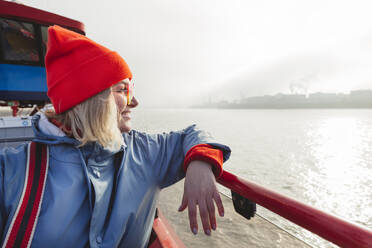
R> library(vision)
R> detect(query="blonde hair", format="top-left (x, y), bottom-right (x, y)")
top-left (44, 88), bottom-right (123, 150)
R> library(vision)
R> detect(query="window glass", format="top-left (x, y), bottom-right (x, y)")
top-left (41, 25), bottom-right (48, 57)
top-left (0, 18), bottom-right (40, 63)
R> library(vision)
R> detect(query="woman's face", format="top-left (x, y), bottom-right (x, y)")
top-left (112, 80), bottom-right (138, 132)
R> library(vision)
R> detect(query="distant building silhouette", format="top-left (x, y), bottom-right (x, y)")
top-left (193, 90), bottom-right (372, 109)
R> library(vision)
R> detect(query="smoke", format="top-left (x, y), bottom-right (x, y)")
top-left (289, 74), bottom-right (319, 95)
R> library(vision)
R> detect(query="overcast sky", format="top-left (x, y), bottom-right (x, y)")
top-left (20, 0), bottom-right (372, 107)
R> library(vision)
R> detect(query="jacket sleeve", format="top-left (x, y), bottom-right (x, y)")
top-left (131, 124), bottom-right (231, 189)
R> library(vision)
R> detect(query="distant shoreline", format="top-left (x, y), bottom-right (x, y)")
top-left (191, 105), bottom-right (372, 109)
top-left (193, 90), bottom-right (372, 109)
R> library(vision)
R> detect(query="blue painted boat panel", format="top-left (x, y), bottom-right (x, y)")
top-left (0, 64), bottom-right (48, 101)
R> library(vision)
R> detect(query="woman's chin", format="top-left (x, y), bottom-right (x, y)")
top-left (119, 121), bottom-right (132, 133)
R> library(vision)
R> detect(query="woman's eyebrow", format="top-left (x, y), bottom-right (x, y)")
top-left (115, 82), bottom-right (126, 87)
top-left (119, 81), bottom-right (129, 86)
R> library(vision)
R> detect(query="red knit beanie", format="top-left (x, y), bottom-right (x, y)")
top-left (45, 25), bottom-right (132, 114)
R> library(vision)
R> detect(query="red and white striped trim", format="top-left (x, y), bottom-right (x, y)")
top-left (2, 142), bottom-right (49, 248)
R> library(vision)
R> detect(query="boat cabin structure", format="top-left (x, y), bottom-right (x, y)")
top-left (0, 0), bottom-right (84, 115)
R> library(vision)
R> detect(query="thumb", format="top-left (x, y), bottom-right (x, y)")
top-left (178, 194), bottom-right (188, 212)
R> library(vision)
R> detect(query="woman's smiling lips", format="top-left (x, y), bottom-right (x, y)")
top-left (122, 110), bottom-right (131, 119)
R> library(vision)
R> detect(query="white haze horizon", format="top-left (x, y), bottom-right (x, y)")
top-left (19, 0), bottom-right (372, 108)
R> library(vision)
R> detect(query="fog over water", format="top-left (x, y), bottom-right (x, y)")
top-left (19, 0), bottom-right (372, 107)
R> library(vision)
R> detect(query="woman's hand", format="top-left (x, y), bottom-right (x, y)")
top-left (178, 160), bottom-right (224, 236)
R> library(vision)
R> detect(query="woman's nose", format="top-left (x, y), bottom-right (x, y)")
top-left (129, 96), bottom-right (139, 108)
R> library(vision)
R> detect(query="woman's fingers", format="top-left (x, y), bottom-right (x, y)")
top-left (178, 193), bottom-right (187, 212)
top-left (188, 199), bottom-right (198, 234)
top-left (206, 196), bottom-right (217, 230)
top-left (198, 199), bottom-right (211, 235)
top-left (185, 193), bottom-right (223, 235)
top-left (214, 191), bottom-right (225, 217)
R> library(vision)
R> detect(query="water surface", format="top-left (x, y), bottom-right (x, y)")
top-left (132, 108), bottom-right (372, 247)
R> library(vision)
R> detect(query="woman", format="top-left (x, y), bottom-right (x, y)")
top-left (0, 25), bottom-right (230, 248)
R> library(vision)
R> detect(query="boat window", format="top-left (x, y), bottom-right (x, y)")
top-left (0, 18), bottom-right (40, 63)
top-left (40, 25), bottom-right (49, 57)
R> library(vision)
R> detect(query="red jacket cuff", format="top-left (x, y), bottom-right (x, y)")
top-left (183, 144), bottom-right (224, 178)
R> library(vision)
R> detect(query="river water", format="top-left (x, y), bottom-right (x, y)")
top-left (131, 108), bottom-right (372, 248)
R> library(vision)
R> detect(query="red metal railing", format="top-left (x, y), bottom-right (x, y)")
top-left (149, 209), bottom-right (186, 248)
top-left (217, 170), bottom-right (372, 248)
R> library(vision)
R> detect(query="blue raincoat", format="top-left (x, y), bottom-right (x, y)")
top-left (0, 113), bottom-right (230, 248)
